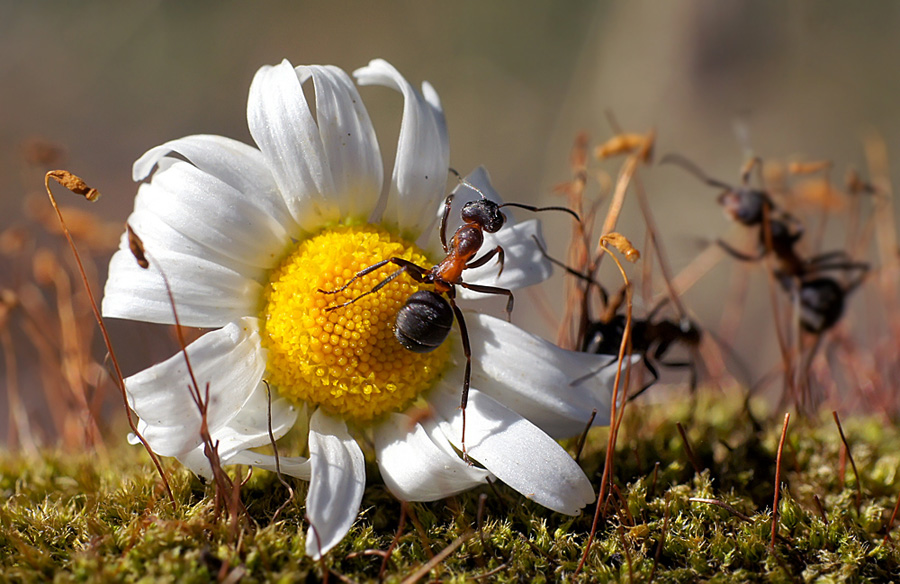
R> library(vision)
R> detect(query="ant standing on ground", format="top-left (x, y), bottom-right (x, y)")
top-left (535, 238), bottom-right (703, 398)
top-left (319, 169), bottom-right (580, 460)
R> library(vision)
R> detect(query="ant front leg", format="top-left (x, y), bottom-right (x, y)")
top-left (466, 245), bottom-right (505, 277)
top-left (530, 234), bottom-right (608, 305)
top-left (627, 356), bottom-right (660, 401)
top-left (446, 288), bottom-right (472, 464)
top-left (319, 258), bottom-right (430, 310)
top-left (717, 238), bottom-right (765, 262)
top-left (804, 252), bottom-right (869, 277)
top-left (459, 282), bottom-right (514, 321)
top-left (439, 193), bottom-right (455, 253)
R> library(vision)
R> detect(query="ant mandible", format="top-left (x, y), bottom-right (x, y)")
top-left (319, 169), bottom-right (580, 460)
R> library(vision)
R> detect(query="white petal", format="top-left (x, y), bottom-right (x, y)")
top-left (374, 413), bottom-right (490, 502)
top-left (123, 318), bottom-right (265, 458)
top-left (430, 386), bottom-right (594, 515)
top-left (228, 450), bottom-right (311, 480)
top-left (130, 156), bottom-right (294, 272)
top-left (305, 409), bottom-right (365, 559)
top-left (248, 59), bottom-right (336, 231)
top-left (354, 59), bottom-right (449, 239)
top-left (296, 65), bottom-right (383, 222)
top-left (458, 219), bottom-right (552, 296)
top-left (132, 134), bottom-right (295, 236)
top-left (174, 427), bottom-right (309, 481)
top-left (102, 223), bottom-right (262, 327)
top-left (209, 387), bottom-right (298, 460)
top-left (464, 313), bottom-right (635, 438)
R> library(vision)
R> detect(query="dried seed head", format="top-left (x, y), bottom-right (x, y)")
top-left (600, 232), bottom-right (640, 263)
top-left (788, 160), bottom-right (833, 175)
top-left (595, 130), bottom-right (655, 163)
top-left (46, 170), bottom-right (100, 202)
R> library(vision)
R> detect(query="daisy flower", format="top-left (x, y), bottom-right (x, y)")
top-left (102, 58), bottom-right (624, 558)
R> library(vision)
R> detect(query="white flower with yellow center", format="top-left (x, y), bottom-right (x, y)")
top-left (102, 58), bottom-right (623, 559)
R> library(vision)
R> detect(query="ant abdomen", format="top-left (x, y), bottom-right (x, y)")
top-left (394, 290), bottom-right (455, 353)
top-left (798, 278), bottom-right (845, 334)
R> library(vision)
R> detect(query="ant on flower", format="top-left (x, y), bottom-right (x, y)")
top-left (320, 169), bottom-right (580, 459)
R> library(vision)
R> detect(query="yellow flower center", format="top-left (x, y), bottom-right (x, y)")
top-left (260, 225), bottom-right (452, 423)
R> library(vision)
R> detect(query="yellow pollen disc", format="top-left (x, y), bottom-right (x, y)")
top-left (261, 225), bottom-right (451, 423)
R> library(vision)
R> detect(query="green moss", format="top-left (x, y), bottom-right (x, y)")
top-left (2, 400), bottom-right (900, 582)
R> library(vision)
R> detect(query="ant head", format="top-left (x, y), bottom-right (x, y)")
top-left (717, 188), bottom-right (771, 226)
top-left (461, 199), bottom-right (506, 233)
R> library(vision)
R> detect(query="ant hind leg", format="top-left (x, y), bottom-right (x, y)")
top-left (459, 282), bottom-right (514, 321)
top-left (446, 289), bottom-right (473, 464)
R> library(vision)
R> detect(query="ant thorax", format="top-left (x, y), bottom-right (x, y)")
top-left (449, 226), bottom-right (485, 260)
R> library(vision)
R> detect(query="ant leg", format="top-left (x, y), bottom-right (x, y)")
top-left (717, 239), bottom-right (765, 262)
top-left (439, 193), bottom-right (455, 253)
top-left (466, 245), bottom-right (505, 277)
top-left (530, 234), bottom-right (608, 304)
top-left (318, 258), bottom-right (394, 294)
top-left (658, 153), bottom-right (734, 190)
top-left (321, 258), bottom-right (430, 310)
top-left (628, 357), bottom-right (659, 401)
top-left (459, 282), bottom-right (514, 321)
top-left (804, 252), bottom-right (869, 275)
top-left (446, 289), bottom-right (472, 463)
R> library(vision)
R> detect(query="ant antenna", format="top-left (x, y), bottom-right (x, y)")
top-left (448, 167), bottom-right (489, 200)
top-left (499, 202), bottom-right (581, 223)
top-left (659, 153), bottom-right (733, 191)
top-left (449, 167), bottom-right (581, 223)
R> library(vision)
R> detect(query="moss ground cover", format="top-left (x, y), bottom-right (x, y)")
top-left (2, 399), bottom-right (899, 583)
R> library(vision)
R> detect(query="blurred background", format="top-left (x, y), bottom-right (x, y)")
top-left (3, 0), bottom-right (900, 447)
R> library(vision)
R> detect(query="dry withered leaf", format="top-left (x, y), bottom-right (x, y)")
top-left (126, 223), bottom-right (149, 269)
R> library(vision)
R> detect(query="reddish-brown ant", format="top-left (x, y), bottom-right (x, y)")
top-left (320, 169), bottom-right (579, 459)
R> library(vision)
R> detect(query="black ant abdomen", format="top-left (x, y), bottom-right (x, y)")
top-left (394, 290), bottom-right (455, 353)
top-left (797, 277), bottom-right (846, 334)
